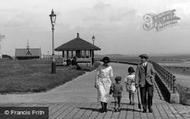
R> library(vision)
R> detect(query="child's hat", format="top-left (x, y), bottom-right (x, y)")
top-left (115, 76), bottom-right (122, 81)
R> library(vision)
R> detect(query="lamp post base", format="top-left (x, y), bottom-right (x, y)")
top-left (51, 61), bottom-right (56, 74)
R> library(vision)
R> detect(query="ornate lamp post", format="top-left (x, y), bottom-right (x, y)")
top-left (49, 9), bottom-right (56, 74)
top-left (91, 35), bottom-right (95, 65)
top-left (92, 35), bottom-right (95, 45)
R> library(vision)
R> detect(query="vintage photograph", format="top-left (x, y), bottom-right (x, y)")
top-left (0, 0), bottom-right (190, 118)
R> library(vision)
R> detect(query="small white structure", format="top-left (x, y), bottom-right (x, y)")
top-left (0, 34), bottom-right (5, 58)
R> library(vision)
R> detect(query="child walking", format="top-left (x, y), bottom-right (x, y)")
top-left (110, 76), bottom-right (123, 112)
top-left (125, 67), bottom-right (136, 105)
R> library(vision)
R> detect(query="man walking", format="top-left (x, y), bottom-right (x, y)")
top-left (135, 54), bottom-right (156, 113)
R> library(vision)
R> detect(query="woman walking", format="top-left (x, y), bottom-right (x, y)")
top-left (95, 57), bottom-right (113, 112)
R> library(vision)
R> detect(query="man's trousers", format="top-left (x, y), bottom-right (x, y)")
top-left (140, 83), bottom-right (153, 111)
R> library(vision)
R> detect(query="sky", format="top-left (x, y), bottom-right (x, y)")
top-left (0, 0), bottom-right (190, 56)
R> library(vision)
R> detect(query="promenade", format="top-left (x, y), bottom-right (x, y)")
top-left (0, 63), bottom-right (190, 119)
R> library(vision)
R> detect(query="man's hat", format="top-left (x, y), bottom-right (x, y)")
top-left (139, 54), bottom-right (149, 59)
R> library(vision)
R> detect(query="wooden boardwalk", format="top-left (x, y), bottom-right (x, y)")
top-left (4, 101), bottom-right (189, 119)
top-left (0, 63), bottom-right (190, 119)
top-left (1, 83), bottom-right (190, 119)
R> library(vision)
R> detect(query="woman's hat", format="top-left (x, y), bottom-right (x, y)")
top-left (102, 56), bottom-right (110, 63)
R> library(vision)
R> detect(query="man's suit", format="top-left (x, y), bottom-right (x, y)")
top-left (135, 61), bottom-right (156, 111)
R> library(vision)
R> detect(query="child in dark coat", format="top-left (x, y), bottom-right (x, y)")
top-left (110, 76), bottom-right (123, 112)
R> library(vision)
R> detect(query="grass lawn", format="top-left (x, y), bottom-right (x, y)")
top-left (0, 59), bottom-right (99, 94)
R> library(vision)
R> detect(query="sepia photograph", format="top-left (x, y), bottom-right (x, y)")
top-left (0, 0), bottom-right (190, 118)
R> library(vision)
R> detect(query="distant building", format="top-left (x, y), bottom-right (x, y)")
top-left (2, 54), bottom-right (13, 60)
top-left (15, 48), bottom-right (41, 60)
top-left (15, 41), bottom-right (41, 60)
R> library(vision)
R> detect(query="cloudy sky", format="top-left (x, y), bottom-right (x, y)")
top-left (0, 0), bottom-right (190, 56)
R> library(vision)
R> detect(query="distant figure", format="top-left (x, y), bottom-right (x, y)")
top-left (66, 59), bottom-right (71, 66)
top-left (110, 76), bottom-right (123, 112)
top-left (71, 56), bottom-right (77, 65)
top-left (71, 56), bottom-right (78, 66)
top-left (71, 56), bottom-right (81, 69)
top-left (95, 57), bottom-right (113, 113)
top-left (135, 54), bottom-right (156, 113)
top-left (125, 66), bottom-right (136, 105)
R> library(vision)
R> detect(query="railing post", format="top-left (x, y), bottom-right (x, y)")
top-left (173, 76), bottom-right (176, 93)
top-left (170, 74), bottom-right (173, 91)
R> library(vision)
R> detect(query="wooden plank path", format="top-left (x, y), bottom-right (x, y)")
top-left (1, 85), bottom-right (189, 119)
top-left (2, 103), bottom-right (187, 119)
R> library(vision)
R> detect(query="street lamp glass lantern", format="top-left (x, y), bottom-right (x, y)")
top-left (92, 35), bottom-right (95, 40)
top-left (92, 35), bottom-right (95, 45)
top-left (49, 9), bottom-right (56, 24)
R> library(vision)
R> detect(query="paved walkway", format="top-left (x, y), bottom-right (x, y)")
top-left (0, 63), bottom-right (136, 103)
top-left (0, 63), bottom-right (190, 119)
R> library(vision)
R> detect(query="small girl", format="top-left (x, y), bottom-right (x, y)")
top-left (110, 76), bottom-right (123, 112)
top-left (125, 67), bottom-right (136, 105)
